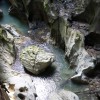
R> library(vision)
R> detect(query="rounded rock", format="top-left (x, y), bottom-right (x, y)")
top-left (20, 45), bottom-right (54, 75)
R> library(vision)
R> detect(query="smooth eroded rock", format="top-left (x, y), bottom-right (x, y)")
top-left (65, 28), bottom-right (94, 83)
top-left (0, 25), bottom-right (16, 68)
top-left (20, 45), bottom-right (54, 75)
top-left (8, 0), bottom-right (49, 23)
top-left (51, 16), bottom-right (95, 83)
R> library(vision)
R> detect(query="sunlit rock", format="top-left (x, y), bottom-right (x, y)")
top-left (20, 45), bottom-right (54, 75)
top-left (48, 89), bottom-right (79, 100)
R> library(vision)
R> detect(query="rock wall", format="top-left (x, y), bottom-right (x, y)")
top-left (8, 0), bottom-right (49, 23)
top-left (51, 16), bottom-right (95, 82)
top-left (20, 45), bottom-right (54, 75)
top-left (48, 2), bottom-right (96, 82)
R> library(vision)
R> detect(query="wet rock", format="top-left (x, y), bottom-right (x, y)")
top-left (5, 74), bottom-right (36, 100)
top-left (20, 45), bottom-right (54, 75)
top-left (48, 89), bottom-right (79, 100)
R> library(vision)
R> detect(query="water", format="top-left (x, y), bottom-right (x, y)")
top-left (0, 0), bottom-right (28, 34)
top-left (13, 39), bottom-right (88, 100)
top-left (0, 1), bottom-right (97, 100)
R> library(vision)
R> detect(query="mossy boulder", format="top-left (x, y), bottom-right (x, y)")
top-left (20, 45), bottom-right (54, 75)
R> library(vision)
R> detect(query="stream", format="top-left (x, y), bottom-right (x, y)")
top-left (0, 0), bottom-right (98, 100)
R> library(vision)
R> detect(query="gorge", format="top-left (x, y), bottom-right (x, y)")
top-left (0, 0), bottom-right (100, 100)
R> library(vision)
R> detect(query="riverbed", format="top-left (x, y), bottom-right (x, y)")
top-left (0, 0), bottom-right (97, 100)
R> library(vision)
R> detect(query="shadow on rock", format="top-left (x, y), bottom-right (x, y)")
top-left (24, 64), bottom-right (56, 78)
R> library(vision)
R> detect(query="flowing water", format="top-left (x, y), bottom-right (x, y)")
top-left (0, 0), bottom-right (98, 100)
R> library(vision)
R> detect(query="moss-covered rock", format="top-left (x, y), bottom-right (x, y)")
top-left (20, 45), bottom-right (54, 75)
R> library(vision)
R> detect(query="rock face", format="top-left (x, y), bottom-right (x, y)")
top-left (8, 0), bottom-right (49, 23)
top-left (0, 25), bottom-right (16, 68)
top-left (64, 28), bottom-right (94, 82)
top-left (51, 15), bottom-right (95, 82)
top-left (48, 89), bottom-right (79, 100)
top-left (20, 45), bottom-right (54, 75)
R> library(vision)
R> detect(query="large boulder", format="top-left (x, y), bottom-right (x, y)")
top-left (48, 89), bottom-right (79, 100)
top-left (8, 0), bottom-right (91, 26)
top-left (20, 45), bottom-right (54, 75)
